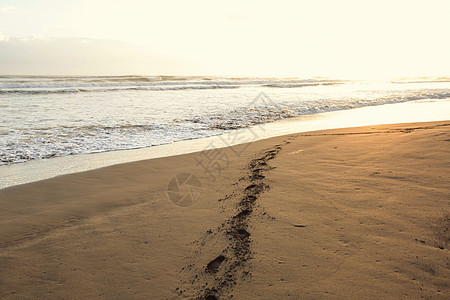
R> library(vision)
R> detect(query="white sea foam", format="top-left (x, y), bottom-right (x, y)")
top-left (1, 76), bottom-right (449, 165)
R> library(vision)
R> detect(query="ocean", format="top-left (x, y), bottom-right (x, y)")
top-left (1, 75), bottom-right (450, 166)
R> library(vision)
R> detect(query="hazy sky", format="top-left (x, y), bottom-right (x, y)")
top-left (0, 0), bottom-right (449, 78)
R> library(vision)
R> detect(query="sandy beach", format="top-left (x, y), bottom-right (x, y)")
top-left (0, 121), bottom-right (449, 299)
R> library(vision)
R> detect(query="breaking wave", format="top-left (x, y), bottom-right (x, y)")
top-left (1, 76), bottom-right (449, 165)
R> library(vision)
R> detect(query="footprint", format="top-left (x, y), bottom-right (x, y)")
top-left (206, 255), bottom-right (226, 273)
top-left (244, 183), bottom-right (267, 194)
top-left (245, 195), bottom-right (257, 202)
top-left (235, 209), bottom-right (251, 219)
top-left (250, 174), bottom-right (265, 181)
top-left (254, 158), bottom-right (267, 163)
top-left (237, 229), bottom-right (250, 239)
top-left (239, 195), bottom-right (257, 207)
top-left (245, 184), bottom-right (257, 191)
top-left (186, 144), bottom-right (282, 297)
top-left (249, 161), bottom-right (268, 169)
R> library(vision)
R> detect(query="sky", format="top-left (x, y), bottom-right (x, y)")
top-left (0, 0), bottom-right (449, 79)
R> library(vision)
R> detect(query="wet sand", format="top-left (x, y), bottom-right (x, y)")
top-left (0, 121), bottom-right (449, 299)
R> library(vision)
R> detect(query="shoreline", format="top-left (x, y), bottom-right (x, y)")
top-left (1, 98), bottom-right (449, 190)
top-left (0, 120), bottom-right (449, 298)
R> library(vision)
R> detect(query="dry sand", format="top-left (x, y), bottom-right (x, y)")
top-left (0, 121), bottom-right (449, 299)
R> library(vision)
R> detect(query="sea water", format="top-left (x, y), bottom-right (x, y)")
top-left (1, 75), bottom-right (449, 166)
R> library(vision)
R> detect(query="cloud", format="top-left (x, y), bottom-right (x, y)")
top-left (0, 5), bottom-right (14, 13)
top-left (19, 34), bottom-right (51, 42)
top-left (0, 36), bottom-right (197, 75)
top-left (0, 32), bottom-right (9, 42)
